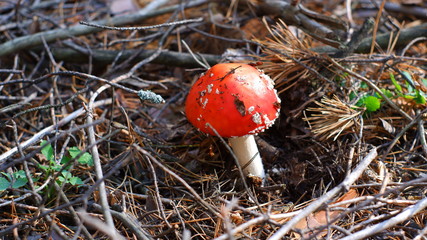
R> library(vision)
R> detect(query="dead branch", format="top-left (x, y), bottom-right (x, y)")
top-left (315, 22), bottom-right (427, 54)
top-left (340, 197), bottom-right (427, 240)
top-left (254, 0), bottom-right (347, 47)
top-left (0, 0), bottom-right (207, 57)
top-left (46, 47), bottom-right (221, 68)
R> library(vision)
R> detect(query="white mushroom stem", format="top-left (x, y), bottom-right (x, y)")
top-left (229, 135), bottom-right (265, 179)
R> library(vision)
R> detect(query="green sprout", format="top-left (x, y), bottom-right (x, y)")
top-left (357, 95), bottom-right (381, 112)
top-left (353, 71), bottom-right (426, 114)
top-left (39, 140), bottom-right (92, 186)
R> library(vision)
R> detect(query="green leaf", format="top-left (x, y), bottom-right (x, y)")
top-left (358, 95), bottom-right (381, 112)
top-left (12, 177), bottom-right (27, 189)
top-left (406, 81), bottom-right (414, 93)
top-left (364, 96), bottom-right (381, 112)
top-left (415, 90), bottom-right (426, 104)
top-left (68, 147), bottom-right (93, 166)
top-left (57, 171), bottom-right (72, 185)
top-left (10, 170), bottom-right (28, 189)
top-left (60, 155), bottom-right (72, 166)
top-left (51, 164), bottom-right (62, 172)
top-left (379, 89), bottom-right (394, 99)
top-left (38, 164), bottom-right (49, 171)
top-left (403, 71), bottom-right (415, 93)
top-left (404, 94), bottom-right (415, 99)
top-left (68, 176), bottom-right (83, 185)
top-left (57, 176), bottom-right (65, 185)
top-left (61, 171), bottom-right (73, 179)
top-left (40, 140), bottom-right (54, 162)
top-left (68, 146), bottom-right (81, 159)
top-left (78, 152), bottom-right (93, 166)
top-left (1, 172), bottom-right (11, 181)
top-left (390, 73), bottom-right (402, 93)
top-left (58, 171), bottom-right (83, 186)
top-left (13, 170), bottom-right (26, 179)
top-left (0, 177), bottom-right (10, 191)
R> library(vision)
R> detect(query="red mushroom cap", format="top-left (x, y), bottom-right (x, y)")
top-left (185, 63), bottom-right (281, 138)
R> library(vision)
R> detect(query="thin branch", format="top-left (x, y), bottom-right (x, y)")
top-left (86, 86), bottom-right (116, 230)
top-left (47, 47), bottom-right (221, 68)
top-left (77, 210), bottom-right (126, 240)
top-left (340, 197), bottom-right (427, 240)
top-left (314, 23), bottom-right (427, 54)
top-left (79, 17), bottom-right (203, 31)
top-left (0, 0), bottom-right (208, 57)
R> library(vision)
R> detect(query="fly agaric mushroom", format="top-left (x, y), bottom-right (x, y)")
top-left (185, 63), bottom-right (281, 180)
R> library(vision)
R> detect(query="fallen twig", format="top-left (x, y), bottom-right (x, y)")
top-left (340, 197), bottom-right (427, 240)
top-left (77, 209), bottom-right (126, 240)
top-left (47, 47), bottom-right (221, 68)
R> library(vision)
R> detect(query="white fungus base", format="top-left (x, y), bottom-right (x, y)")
top-left (229, 135), bottom-right (265, 179)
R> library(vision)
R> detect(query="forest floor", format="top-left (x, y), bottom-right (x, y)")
top-left (0, 0), bottom-right (427, 239)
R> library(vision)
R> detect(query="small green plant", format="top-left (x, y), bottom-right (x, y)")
top-left (0, 142), bottom-right (93, 192)
top-left (0, 170), bottom-right (29, 191)
top-left (390, 72), bottom-right (426, 104)
top-left (357, 95), bottom-right (381, 112)
top-left (353, 72), bottom-right (427, 113)
top-left (39, 140), bottom-right (93, 186)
